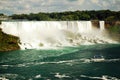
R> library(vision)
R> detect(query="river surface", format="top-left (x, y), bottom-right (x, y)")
top-left (0, 44), bottom-right (120, 80)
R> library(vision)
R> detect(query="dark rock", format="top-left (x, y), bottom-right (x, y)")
top-left (0, 28), bottom-right (20, 52)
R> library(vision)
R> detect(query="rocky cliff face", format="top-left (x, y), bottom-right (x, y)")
top-left (0, 28), bottom-right (20, 51)
top-left (90, 20), bottom-right (120, 42)
top-left (105, 21), bottom-right (120, 41)
top-left (91, 20), bottom-right (120, 29)
top-left (105, 21), bottom-right (120, 28)
top-left (91, 20), bottom-right (100, 28)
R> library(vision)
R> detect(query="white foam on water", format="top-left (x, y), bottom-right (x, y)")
top-left (54, 73), bottom-right (70, 79)
top-left (82, 58), bottom-right (120, 63)
top-left (80, 75), bottom-right (120, 80)
top-left (0, 77), bottom-right (9, 80)
top-left (106, 59), bottom-right (120, 62)
top-left (34, 74), bottom-right (41, 79)
top-left (0, 74), bottom-right (25, 80)
top-left (0, 58), bottom-right (120, 69)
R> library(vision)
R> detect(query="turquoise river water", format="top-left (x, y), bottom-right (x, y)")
top-left (0, 44), bottom-right (120, 80)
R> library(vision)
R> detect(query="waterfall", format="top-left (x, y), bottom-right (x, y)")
top-left (99, 21), bottom-right (105, 30)
top-left (0, 21), bottom-right (116, 50)
top-left (77, 21), bottom-right (92, 33)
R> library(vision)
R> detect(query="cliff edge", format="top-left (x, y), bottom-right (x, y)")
top-left (0, 28), bottom-right (20, 52)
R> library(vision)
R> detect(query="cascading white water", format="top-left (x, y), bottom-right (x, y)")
top-left (0, 21), bottom-right (116, 49)
top-left (100, 21), bottom-right (105, 30)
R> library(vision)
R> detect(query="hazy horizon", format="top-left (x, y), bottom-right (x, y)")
top-left (0, 0), bottom-right (120, 15)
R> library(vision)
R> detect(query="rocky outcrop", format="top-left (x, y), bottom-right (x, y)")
top-left (0, 28), bottom-right (20, 52)
top-left (91, 20), bottom-right (120, 29)
top-left (91, 20), bottom-right (100, 28)
top-left (105, 21), bottom-right (120, 28)
top-left (105, 21), bottom-right (120, 42)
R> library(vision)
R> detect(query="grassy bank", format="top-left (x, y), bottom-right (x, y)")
top-left (0, 28), bottom-right (20, 51)
top-left (108, 26), bottom-right (120, 34)
top-left (107, 25), bottom-right (120, 41)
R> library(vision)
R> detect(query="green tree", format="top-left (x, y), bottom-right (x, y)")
top-left (105, 16), bottom-right (115, 21)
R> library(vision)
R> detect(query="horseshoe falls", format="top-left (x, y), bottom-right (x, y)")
top-left (0, 21), bottom-right (120, 80)
top-left (0, 21), bottom-right (117, 50)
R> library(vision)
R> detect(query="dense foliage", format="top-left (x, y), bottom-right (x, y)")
top-left (10, 10), bottom-right (120, 21)
top-left (108, 26), bottom-right (120, 34)
top-left (107, 25), bottom-right (120, 41)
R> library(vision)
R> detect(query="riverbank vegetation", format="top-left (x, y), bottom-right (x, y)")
top-left (10, 10), bottom-right (120, 21)
top-left (108, 26), bottom-right (120, 34)
top-left (107, 25), bottom-right (120, 41)
top-left (105, 21), bottom-right (120, 34)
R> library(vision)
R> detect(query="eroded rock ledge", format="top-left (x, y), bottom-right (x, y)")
top-left (0, 28), bottom-right (20, 52)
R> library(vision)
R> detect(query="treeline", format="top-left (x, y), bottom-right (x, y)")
top-left (10, 10), bottom-right (120, 21)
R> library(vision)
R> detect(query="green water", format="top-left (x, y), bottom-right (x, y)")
top-left (0, 44), bottom-right (120, 80)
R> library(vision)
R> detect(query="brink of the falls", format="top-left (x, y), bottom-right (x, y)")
top-left (0, 21), bottom-right (117, 50)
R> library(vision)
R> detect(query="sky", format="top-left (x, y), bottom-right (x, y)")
top-left (0, 0), bottom-right (120, 15)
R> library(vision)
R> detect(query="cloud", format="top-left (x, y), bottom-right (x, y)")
top-left (91, 0), bottom-right (99, 4)
top-left (66, 0), bottom-right (84, 5)
top-left (0, 0), bottom-right (119, 15)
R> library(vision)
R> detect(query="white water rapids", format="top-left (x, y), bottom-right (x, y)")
top-left (0, 21), bottom-right (116, 49)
